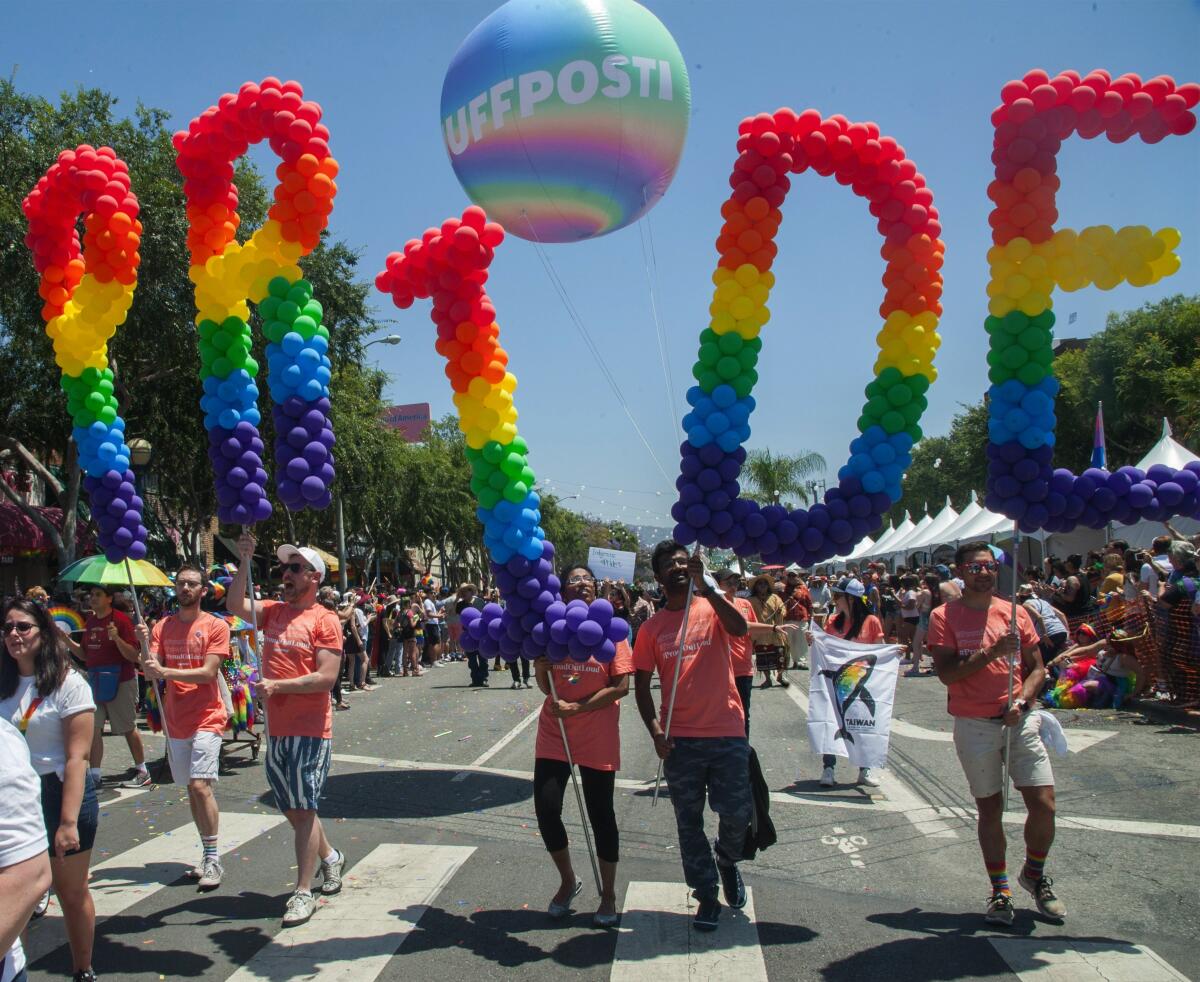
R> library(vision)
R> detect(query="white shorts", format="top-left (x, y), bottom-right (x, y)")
top-left (953, 712), bottom-right (1054, 800)
top-left (167, 731), bottom-right (223, 783)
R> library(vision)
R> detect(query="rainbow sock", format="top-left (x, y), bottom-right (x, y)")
top-left (201, 834), bottom-right (218, 862)
top-left (986, 860), bottom-right (1010, 896)
top-left (1023, 848), bottom-right (1047, 883)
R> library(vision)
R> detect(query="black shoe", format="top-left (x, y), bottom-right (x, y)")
top-left (73, 971), bottom-right (98, 982)
top-left (717, 858), bottom-right (747, 909)
top-left (759, 679), bottom-right (773, 689)
top-left (692, 891), bottom-right (721, 932)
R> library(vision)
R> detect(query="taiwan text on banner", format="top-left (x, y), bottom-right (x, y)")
top-left (807, 630), bottom-right (902, 769)
top-left (587, 547), bottom-right (637, 583)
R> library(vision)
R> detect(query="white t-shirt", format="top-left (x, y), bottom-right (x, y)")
top-left (1023, 597), bottom-right (1066, 638)
top-left (0, 718), bottom-right (49, 982)
top-left (1140, 555), bottom-right (1173, 596)
top-left (423, 598), bottom-right (439, 625)
top-left (0, 671), bottom-right (95, 780)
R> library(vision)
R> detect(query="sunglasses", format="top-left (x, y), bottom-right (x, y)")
top-left (2, 621), bottom-right (37, 636)
top-left (962, 561), bottom-right (1000, 574)
top-left (278, 562), bottom-right (311, 575)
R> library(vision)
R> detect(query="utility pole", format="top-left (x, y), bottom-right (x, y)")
top-left (336, 495), bottom-right (349, 592)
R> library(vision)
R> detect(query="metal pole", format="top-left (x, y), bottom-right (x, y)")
top-left (1001, 522), bottom-right (1022, 816)
top-left (123, 558), bottom-right (172, 741)
top-left (652, 547), bottom-right (701, 806)
top-left (241, 526), bottom-right (268, 740)
top-left (336, 495), bottom-right (349, 593)
top-left (547, 671), bottom-right (602, 898)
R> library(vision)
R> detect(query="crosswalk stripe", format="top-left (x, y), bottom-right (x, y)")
top-left (989, 938), bottom-right (1190, 980)
top-left (51, 811), bottom-right (287, 919)
top-left (611, 881), bottom-right (768, 981)
top-left (227, 843), bottom-right (475, 981)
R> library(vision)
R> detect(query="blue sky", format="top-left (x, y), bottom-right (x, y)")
top-left (4, 0), bottom-right (1198, 535)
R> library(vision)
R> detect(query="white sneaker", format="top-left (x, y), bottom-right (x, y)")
top-left (819, 766), bottom-right (836, 787)
top-left (857, 767), bottom-right (880, 788)
top-left (197, 857), bottom-right (224, 891)
top-left (283, 890), bottom-right (317, 927)
top-left (32, 890), bottom-right (50, 918)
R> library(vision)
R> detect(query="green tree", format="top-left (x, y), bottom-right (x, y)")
top-left (740, 447), bottom-right (827, 508)
top-left (893, 402), bottom-right (989, 523)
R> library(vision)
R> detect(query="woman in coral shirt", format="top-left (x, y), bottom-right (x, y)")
top-left (532, 564), bottom-right (633, 928)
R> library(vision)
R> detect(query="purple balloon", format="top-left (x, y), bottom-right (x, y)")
top-left (576, 620), bottom-right (604, 647)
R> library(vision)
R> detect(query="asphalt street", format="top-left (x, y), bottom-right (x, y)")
top-left (23, 659), bottom-right (1200, 981)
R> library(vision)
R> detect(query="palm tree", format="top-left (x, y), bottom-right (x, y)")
top-left (741, 448), bottom-right (828, 509)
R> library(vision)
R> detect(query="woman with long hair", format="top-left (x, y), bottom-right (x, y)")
top-left (748, 574), bottom-right (789, 689)
top-left (1, 598), bottom-right (99, 982)
top-left (808, 578), bottom-right (885, 789)
top-left (532, 565), bottom-right (633, 927)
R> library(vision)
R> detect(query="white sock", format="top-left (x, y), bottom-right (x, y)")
top-left (135, 762), bottom-right (148, 774)
top-left (323, 847), bottom-right (340, 865)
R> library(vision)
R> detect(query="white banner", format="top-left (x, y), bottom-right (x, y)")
top-left (587, 547), bottom-right (637, 584)
top-left (807, 629), bottom-right (902, 769)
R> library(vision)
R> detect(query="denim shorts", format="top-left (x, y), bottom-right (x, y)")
top-left (40, 771), bottom-right (99, 856)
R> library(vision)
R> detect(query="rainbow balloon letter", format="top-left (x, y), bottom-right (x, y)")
top-left (984, 70), bottom-right (1199, 532)
top-left (670, 109), bottom-right (945, 565)
top-left (22, 146), bottom-right (148, 562)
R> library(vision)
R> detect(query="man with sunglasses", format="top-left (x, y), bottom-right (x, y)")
top-left (228, 535), bottom-right (345, 928)
top-left (135, 564), bottom-right (230, 891)
top-left (927, 541), bottom-right (1064, 928)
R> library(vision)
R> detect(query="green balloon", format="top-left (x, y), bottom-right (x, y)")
top-left (857, 414), bottom-right (874, 433)
top-left (245, 357), bottom-right (259, 378)
top-left (482, 440), bottom-right (504, 464)
top-left (501, 452), bottom-right (525, 478)
top-left (302, 300), bottom-right (324, 323)
top-left (1002, 310), bottom-right (1030, 334)
top-left (258, 297), bottom-right (280, 321)
top-left (698, 369), bottom-right (721, 392)
top-left (505, 481), bottom-right (529, 503)
top-left (511, 435), bottom-right (528, 456)
top-left (866, 394), bottom-right (890, 417)
top-left (268, 276), bottom-right (292, 299)
top-left (287, 281), bottom-right (313, 305)
top-left (1031, 347), bottom-right (1053, 368)
top-left (277, 301), bottom-right (301, 324)
top-left (1001, 346), bottom-right (1028, 369)
top-left (98, 406), bottom-right (117, 425)
top-left (989, 366), bottom-right (1013, 385)
top-left (1017, 362), bottom-right (1046, 386)
top-left (1032, 310), bottom-right (1055, 330)
top-left (984, 315), bottom-right (1004, 335)
top-left (292, 315), bottom-right (318, 338)
top-left (731, 374), bottom-right (754, 399)
top-left (735, 347), bottom-right (757, 371)
top-left (478, 487), bottom-right (502, 510)
top-left (908, 374), bottom-right (930, 395)
top-left (878, 366), bottom-right (903, 387)
top-left (1019, 327), bottom-right (1047, 351)
top-left (85, 391), bottom-right (105, 413)
top-left (887, 384), bottom-right (912, 407)
top-left (488, 470), bottom-right (508, 491)
top-left (699, 328), bottom-right (717, 346)
top-left (717, 332), bottom-right (742, 355)
top-left (698, 342), bottom-right (720, 367)
top-left (900, 401), bottom-right (922, 425)
top-left (213, 357), bottom-right (232, 378)
top-left (881, 410), bottom-right (906, 433)
top-left (907, 423), bottom-right (924, 442)
top-left (518, 466), bottom-right (536, 487)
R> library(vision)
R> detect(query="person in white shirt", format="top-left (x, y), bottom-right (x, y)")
top-left (1, 599), bottom-right (97, 982)
top-left (1139, 536), bottom-right (1174, 600)
top-left (0, 716), bottom-right (52, 982)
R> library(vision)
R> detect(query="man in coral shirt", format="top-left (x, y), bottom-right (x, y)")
top-left (715, 568), bottom-right (757, 735)
top-left (634, 541), bottom-right (750, 933)
top-left (137, 564), bottom-right (231, 891)
top-left (229, 534), bottom-right (344, 928)
top-left (928, 541), bottom-right (1065, 928)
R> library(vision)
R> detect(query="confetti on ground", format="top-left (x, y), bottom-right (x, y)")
top-left (434, 730), bottom-right (452, 738)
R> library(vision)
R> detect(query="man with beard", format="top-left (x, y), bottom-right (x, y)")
top-left (928, 541), bottom-right (1064, 928)
top-left (136, 564), bottom-right (231, 890)
top-left (229, 535), bottom-right (345, 927)
top-left (634, 541), bottom-right (750, 933)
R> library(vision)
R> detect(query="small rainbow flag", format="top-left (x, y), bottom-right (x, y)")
top-left (48, 605), bottom-right (85, 634)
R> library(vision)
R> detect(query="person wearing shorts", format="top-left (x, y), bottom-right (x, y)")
top-left (421, 592), bottom-right (443, 665)
top-left (229, 536), bottom-right (344, 928)
top-left (63, 585), bottom-right (149, 788)
top-left (139, 564), bottom-right (230, 892)
top-left (928, 541), bottom-right (1066, 928)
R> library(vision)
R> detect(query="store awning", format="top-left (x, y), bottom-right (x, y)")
top-left (309, 546), bottom-right (339, 573)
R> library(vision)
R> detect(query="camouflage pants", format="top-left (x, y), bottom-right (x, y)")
top-left (662, 736), bottom-right (751, 895)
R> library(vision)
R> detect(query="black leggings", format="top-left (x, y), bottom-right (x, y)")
top-left (533, 757), bottom-right (619, 863)
top-left (509, 657), bottom-right (531, 683)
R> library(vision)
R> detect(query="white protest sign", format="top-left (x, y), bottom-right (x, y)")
top-left (587, 547), bottom-right (637, 583)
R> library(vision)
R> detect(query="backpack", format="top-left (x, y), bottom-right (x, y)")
top-left (740, 746), bottom-right (777, 860)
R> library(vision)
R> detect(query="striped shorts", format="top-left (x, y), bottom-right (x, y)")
top-left (265, 735), bottom-right (332, 812)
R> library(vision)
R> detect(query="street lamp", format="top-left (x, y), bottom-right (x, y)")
top-left (365, 334), bottom-right (403, 349)
top-left (128, 437), bottom-right (152, 468)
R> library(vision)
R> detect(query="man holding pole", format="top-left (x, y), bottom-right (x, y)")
top-left (135, 564), bottom-right (230, 890)
top-left (634, 540), bottom-right (750, 933)
top-left (927, 541), bottom-right (1065, 927)
top-left (229, 534), bottom-right (345, 927)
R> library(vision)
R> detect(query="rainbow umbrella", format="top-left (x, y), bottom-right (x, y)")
top-left (55, 555), bottom-right (173, 588)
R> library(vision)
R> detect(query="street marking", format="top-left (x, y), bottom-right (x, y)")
top-left (821, 826), bottom-right (868, 869)
top-left (227, 844), bottom-right (474, 981)
top-left (466, 703), bottom-right (542, 770)
top-left (28, 810), bottom-right (288, 948)
top-left (891, 717), bottom-right (1116, 753)
top-left (612, 881), bottom-right (768, 981)
top-left (330, 752), bottom-right (1200, 841)
top-left (989, 938), bottom-right (1189, 980)
top-left (783, 680), bottom-right (958, 838)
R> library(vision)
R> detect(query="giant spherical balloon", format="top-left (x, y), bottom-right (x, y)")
top-left (440, 0), bottom-right (690, 243)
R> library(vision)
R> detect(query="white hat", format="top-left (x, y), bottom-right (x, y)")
top-left (276, 544), bottom-right (326, 582)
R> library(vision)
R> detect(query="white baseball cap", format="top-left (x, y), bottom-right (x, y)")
top-left (276, 544), bottom-right (326, 582)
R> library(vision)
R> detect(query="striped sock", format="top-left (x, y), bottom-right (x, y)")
top-left (1023, 848), bottom-right (1047, 883)
top-left (201, 834), bottom-right (218, 862)
top-left (986, 860), bottom-right (1010, 896)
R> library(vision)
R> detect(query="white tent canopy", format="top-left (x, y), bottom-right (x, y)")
top-left (842, 534), bottom-right (878, 562)
top-left (1136, 418), bottom-right (1200, 471)
top-left (879, 511), bottom-right (934, 558)
top-left (918, 492), bottom-right (984, 549)
top-left (866, 512), bottom-right (915, 557)
top-left (949, 506), bottom-right (1014, 543)
top-left (896, 497), bottom-right (961, 554)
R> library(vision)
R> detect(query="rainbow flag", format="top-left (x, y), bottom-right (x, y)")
top-left (1091, 402), bottom-right (1107, 470)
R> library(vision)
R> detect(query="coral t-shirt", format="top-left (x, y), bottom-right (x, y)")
top-left (926, 597), bottom-right (1040, 718)
top-left (632, 599), bottom-right (745, 739)
top-left (535, 640), bottom-right (634, 771)
top-left (150, 613), bottom-right (230, 739)
top-left (83, 610), bottom-right (138, 682)
top-left (259, 600), bottom-right (342, 739)
top-left (825, 613), bottom-right (886, 644)
top-left (729, 597), bottom-right (757, 677)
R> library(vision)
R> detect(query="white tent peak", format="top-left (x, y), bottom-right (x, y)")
top-left (1135, 418), bottom-right (1199, 471)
